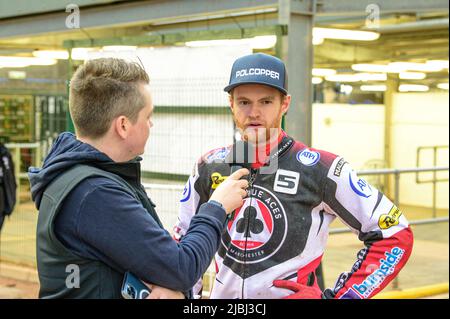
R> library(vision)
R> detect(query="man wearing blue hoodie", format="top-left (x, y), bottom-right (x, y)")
top-left (28, 58), bottom-right (249, 299)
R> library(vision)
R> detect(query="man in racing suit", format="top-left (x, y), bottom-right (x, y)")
top-left (174, 53), bottom-right (414, 299)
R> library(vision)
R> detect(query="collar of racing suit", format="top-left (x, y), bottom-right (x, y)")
top-left (249, 130), bottom-right (291, 169)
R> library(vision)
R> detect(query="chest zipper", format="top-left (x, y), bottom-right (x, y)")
top-left (241, 168), bottom-right (258, 299)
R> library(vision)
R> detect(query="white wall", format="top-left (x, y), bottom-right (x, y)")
top-left (312, 103), bottom-right (385, 169)
top-left (311, 93), bottom-right (449, 210)
top-left (391, 92), bottom-right (449, 209)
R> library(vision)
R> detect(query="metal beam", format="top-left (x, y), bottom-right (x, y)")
top-left (0, 0), bottom-right (127, 19)
top-left (0, 0), bottom-right (278, 39)
top-left (279, 0), bottom-right (315, 145)
top-left (63, 26), bottom-right (279, 48)
top-left (316, 0), bottom-right (449, 15)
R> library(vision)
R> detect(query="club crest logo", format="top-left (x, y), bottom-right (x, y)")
top-left (221, 185), bottom-right (288, 264)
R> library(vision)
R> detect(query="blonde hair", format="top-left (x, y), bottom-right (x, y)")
top-left (69, 58), bottom-right (150, 138)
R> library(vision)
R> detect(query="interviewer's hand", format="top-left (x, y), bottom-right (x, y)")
top-left (209, 168), bottom-right (249, 214)
top-left (145, 284), bottom-right (185, 299)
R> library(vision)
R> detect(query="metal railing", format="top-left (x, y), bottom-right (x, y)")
top-left (416, 146), bottom-right (449, 218)
top-left (142, 166), bottom-right (449, 230)
top-left (358, 166), bottom-right (449, 219)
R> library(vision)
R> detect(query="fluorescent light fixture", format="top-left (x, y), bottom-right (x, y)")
top-left (427, 60), bottom-right (449, 69)
top-left (0, 61), bottom-right (30, 68)
top-left (312, 37), bottom-right (324, 45)
top-left (29, 57), bottom-right (58, 66)
top-left (325, 73), bottom-right (386, 82)
top-left (360, 85), bottom-right (387, 92)
top-left (340, 84), bottom-right (353, 95)
top-left (437, 83), bottom-right (449, 90)
top-left (388, 62), bottom-right (442, 72)
top-left (32, 48), bottom-right (95, 60)
top-left (399, 72), bottom-right (426, 80)
top-left (326, 74), bottom-right (360, 82)
top-left (352, 63), bottom-right (404, 73)
top-left (33, 50), bottom-right (69, 60)
top-left (312, 77), bottom-right (323, 84)
top-left (312, 68), bottom-right (336, 77)
top-left (102, 46), bottom-right (137, 52)
top-left (358, 73), bottom-right (387, 81)
top-left (72, 48), bottom-right (95, 60)
top-left (8, 71), bottom-right (26, 80)
top-left (313, 27), bottom-right (380, 41)
top-left (399, 84), bottom-right (429, 92)
top-left (251, 35), bottom-right (277, 49)
top-left (0, 56), bottom-right (57, 67)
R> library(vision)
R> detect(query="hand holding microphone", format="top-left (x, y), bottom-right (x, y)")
top-left (209, 168), bottom-right (249, 214)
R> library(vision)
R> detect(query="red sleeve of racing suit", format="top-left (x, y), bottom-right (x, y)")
top-left (321, 156), bottom-right (414, 299)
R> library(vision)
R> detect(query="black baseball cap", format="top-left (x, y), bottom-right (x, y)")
top-left (224, 53), bottom-right (288, 95)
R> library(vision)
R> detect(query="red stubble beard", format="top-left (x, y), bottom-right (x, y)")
top-left (233, 113), bottom-right (283, 147)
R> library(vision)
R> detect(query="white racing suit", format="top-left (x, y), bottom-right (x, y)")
top-left (174, 134), bottom-right (413, 299)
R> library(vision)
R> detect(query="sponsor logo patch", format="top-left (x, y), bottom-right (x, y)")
top-left (180, 180), bottom-right (191, 203)
top-left (378, 205), bottom-right (402, 229)
top-left (296, 149), bottom-right (321, 166)
top-left (206, 148), bottom-right (230, 163)
top-left (273, 169), bottom-right (300, 195)
top-left (352, 247), bottom-right (405, 298)
top-left (211, 172), bottom-right (228, 190)
top-left (349, 170), bottom-right (372, 198)
top-left (334, 158), bottom-right (347, 177)
top-left (339, 288), bottom-right (362, 299)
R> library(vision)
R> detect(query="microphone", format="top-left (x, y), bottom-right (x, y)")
top-left (225, 140), bottom-right (254, 221)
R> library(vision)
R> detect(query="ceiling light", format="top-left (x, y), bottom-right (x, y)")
top-left (326, 74), bottom-right (361, 82)
top-left (251, 36), bottom-right (277, 49)
top-left (8, 71), bottom-right (27, 80)
top-left (399, 72), bottom-right (426, 80)
top-left (33, 50), bottom-right (69, 60)
top-left (312, 77), bottom-right (323, 84)
top-left (0, 56), bottom-right (57, 67)
top-left (352, 63), bottom-right (405, 73)
top-left (340, 84), bottom-right (353, 95)
top-left (427, 60), bottom-right (449, 69)
top-left (313, 27), bottom-right (380, 41)
top-left (28, 57), bottom-right (58, 65)
top-left (325, 73), bottom-right (386, 82)
top-left (312, 37), bottom-right (324, 45)
top-left (71, 48), bottom-right (96, 60)
top-left (312, 68), bottom-right (336, 77)
top-left (388, 62), bottom-right (442, 72)
top-left (399, 84), bottom-right (429, 92)
top-left (358, 73), bottom-right (387, 81)
top-left (437, 83), bottom-right (449, 90)
top-left (0, 61), bottom-right (30, 68)
top-left (360, 85), bottom-right (387, 92)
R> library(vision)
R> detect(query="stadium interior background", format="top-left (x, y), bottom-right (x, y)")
top-left (0, 0), bottom-right (448, 299)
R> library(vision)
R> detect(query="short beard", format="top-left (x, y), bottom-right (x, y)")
top-left (234, 114), bottom-right (283, 146)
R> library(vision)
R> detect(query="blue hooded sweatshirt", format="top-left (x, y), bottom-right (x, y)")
top-left (28, 132), bottom-right (226, 294)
